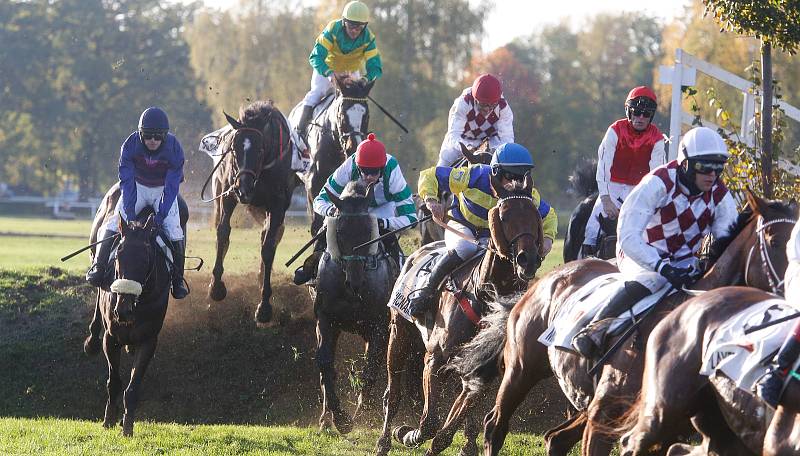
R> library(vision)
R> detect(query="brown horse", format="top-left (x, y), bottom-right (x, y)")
top-left (620, 286), bottom-right (800, 456)
top-left (375, 180), bottom-right (545, 456)
top-left (206, 101), bottom-right (297, 324)
top-left (479, 190), bottom-right (797, 456)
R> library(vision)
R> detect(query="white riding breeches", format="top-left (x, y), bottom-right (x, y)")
top-left (584, 182), bottom-right (635, 246)
top-left (444, 220), bottom-right (488, 260)
top-left (784, 261), bottom-right (800, 307)
top-left (301, 70), bottom-right (362, 107)
top-left (103, 182), bottom-right (183, 241)
top-left (618, 253), bottom-right (697, 293)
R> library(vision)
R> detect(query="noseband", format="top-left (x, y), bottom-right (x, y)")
top-left (745, 216), bottom-right (797, 294)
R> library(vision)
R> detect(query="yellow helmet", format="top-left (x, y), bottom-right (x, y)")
top-left (342, 1), bottom-right (369, 23)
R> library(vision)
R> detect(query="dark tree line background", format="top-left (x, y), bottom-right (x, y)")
top-left (1, 0), bottom-right (798, 213)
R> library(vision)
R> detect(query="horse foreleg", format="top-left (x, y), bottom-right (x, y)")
top-left (376, 313), bottom-right (412, 456)
top-left (84, 289), bottom-right (103, 356)
top-left (102, 332), bottom-right (122, 430)
top-left (764, 402), bottom-right (800, 456)
top-left (428, 381), bottom-right (481, 456)
top-left (316, 317), bottom-right (351, 434)
top-left (543, 411), bottom-right (587, 456)
top-left (356, 322), bottom-right (388, 418)
top-left (208, 196), bottom-right (236, 302)
top-left (121, 337), bottom-right (158, 437)
top-left (395, 350), bottom-right (443, 448)
top-left (254, 210), bottom-right (285, 324)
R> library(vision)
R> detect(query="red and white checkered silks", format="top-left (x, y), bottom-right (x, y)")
top-left (460, 93), bottom-right (508, 141)
top-left (644, 161), bottom-right (729, 261)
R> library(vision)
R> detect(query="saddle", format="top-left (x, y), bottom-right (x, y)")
top-left (539, 274), bottom-right (673, 351)
top-left (701, 299), bottom-right (800, 393)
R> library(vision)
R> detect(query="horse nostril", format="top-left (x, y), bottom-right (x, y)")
top-left (516, 252), bottom-right (527, 266)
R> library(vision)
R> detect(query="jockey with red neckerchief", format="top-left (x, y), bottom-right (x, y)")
top-left (572, 127), bottom-right (738, 358)
top-left (437, 74), bottom-right (514, 167)
top-left (757, 221), bottom-right (800, 407)
top-left (581, 86), bottom-right (666, 257)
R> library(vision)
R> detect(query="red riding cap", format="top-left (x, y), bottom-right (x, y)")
top-left (355, 133), bottom-right (387, 168)
top-left (471, 74), bottom-right (502, 104)
top-left (626, 86), bottom-right (657, 104)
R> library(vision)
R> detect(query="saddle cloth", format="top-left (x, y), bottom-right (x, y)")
top-left (387, 241), bottom-right (449, 344)
top-left (700, 298), bottom-right (800, 393)
top-left (538, 273), bottom-right (673, 351)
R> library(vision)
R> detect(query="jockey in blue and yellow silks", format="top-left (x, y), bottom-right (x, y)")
top-left (409, 143), bottom-right (558, 317)
top-left (295, 1), bottom-right (382, 139)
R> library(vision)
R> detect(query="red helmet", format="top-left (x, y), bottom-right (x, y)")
top-left (626, 86), bottom-right (657, 104)
top-left (625, 86), bottom-right (657, 120)
top-left (355, 133), bottom-right (387, 168)
top-left (471, 74), bottom-right (502, 104)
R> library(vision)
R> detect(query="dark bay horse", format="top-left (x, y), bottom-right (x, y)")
top-left (476, 190), bottom-right (797, 456)
top-left (563, 159), bottom-right (617, 262)
top-left (96, 211), bottom-right (171, 437)
top-left (290, 76), bottom-right (374, 239)
top-left (206, 101), bottom-right (297, 324)
top-left (314, 181), bottom-right (400, 434)
top-left (416, 142), bottom-right (495, 246)
top-left (375, 181), bottom-right (545, 456)
top-left (619, 286), bottom-right (800, 456)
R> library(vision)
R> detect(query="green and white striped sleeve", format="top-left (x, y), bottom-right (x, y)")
top-left (313, 158), bottom-right (354, 217)
top-left (383, 157), bottom-right (417, 231)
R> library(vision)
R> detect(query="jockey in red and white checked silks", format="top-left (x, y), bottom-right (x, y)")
top-left (616, 127), bottom-right (738, 292)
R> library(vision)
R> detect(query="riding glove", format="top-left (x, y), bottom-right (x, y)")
top-left (377, 218), bottom-right (387, 231)
top-left (658, 263), bottom-right (695, 289)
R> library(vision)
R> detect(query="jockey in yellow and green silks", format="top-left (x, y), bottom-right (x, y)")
top-left (295, 1), bottom-right (383, 137)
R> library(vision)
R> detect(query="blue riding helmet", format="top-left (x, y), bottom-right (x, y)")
top-left (491, 142), bottom-right (534, 176)
top-left (138, 107), bottom-right (170, 134)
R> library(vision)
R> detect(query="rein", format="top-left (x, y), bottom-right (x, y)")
top-left (745, 216), bottom-right (797, 294)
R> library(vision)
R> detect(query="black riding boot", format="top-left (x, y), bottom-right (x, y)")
top-left (171, 240), bottom-right (189, 299)
top-left (571, 281), bottom-right (652, 358)
top-left (408, 250), bottom-right (462, 319)
top-left (757, 328), bottom-right (800, 407)
top-left (381, 233), bottom-right (403, 267)
top-left (293, 235), bottom-right (327, 286)
top-left (86, 235), bottom-right (114, 287)
top-left (297, 105), bottom-right (314, 141)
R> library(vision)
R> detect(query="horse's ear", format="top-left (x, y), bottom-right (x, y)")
top-left (364, 78), bottom-right (375, 94)
top-left (224, 111), bottom-right (244, 130)
top-left (523, 173), bottom-right (533, 194)
top-left (118, 212), bottom-right (127, 236)
top-left (366, 182), bottom-right (376, 203)
top-left (332, 73), bottom-right (344, 91)
top-left (460, 142), bottom-right (477, 163)
top-left (745, 187), bottom-right (770, 216)
top-left (144, 214), bottom-right (155, 232)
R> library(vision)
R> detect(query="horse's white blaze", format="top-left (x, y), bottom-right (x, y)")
top-left (345, 104), bottom-right (366, 134)
top-left (242, 137), bottom-right (252, 153)
top-left (110, 278), bottom-right (143, 296)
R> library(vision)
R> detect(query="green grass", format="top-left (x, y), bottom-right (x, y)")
top-left (0, 417), bottom-right (564, 455)
top-left (0, 216), bottom-right (567, 276)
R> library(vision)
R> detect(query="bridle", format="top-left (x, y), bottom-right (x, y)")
top-left (334, 211), bottom-right (380, 267)
top-left (745, 215), bottom-right (797, 294)
top-left (333, 96), bottom-right (368, 155)
top-left (111, 233), bottom-right (159, 324)
top-left (496, 195), bottom-right (541, 266)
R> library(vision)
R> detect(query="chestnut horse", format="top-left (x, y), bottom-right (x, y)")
top-left (375, 180), bottom-right (545, 456)
top-left (620, 286), bottom-right (800, 456)
top-left (206, 101), bottom-right (297, 324)
top-left (477, 190), bottom-right (797, 456)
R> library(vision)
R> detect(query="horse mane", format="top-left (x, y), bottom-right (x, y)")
top-left (341, 180), bottom-right (368, 199)
top-left (569, 159), bottom-right (599, 199)
top-left (238, 100), bottom-right (277, 130)
top-left (705, 200), bottom-right (795, 266)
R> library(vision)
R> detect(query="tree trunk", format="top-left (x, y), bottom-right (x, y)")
top-left (760, 40), bottom-right (773, 198)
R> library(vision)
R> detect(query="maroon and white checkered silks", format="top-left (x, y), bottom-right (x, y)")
top-left (460, 94), bottom-right (508, 141)
top-left (644, 161), bottom-right (729, 261)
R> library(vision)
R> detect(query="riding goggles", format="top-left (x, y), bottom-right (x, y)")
top-left (493, 168), bottom-right (531, 182)
top-left (139, 130), bottom-right (166, 141)
top-left (358, 166), bottom-right (382, 177)
top-left (630, 108), bottom-right (655, 118)
top-left (343, 19), bottom-right (367, 30)
top-left (692, 160), bottom-right (726, 175)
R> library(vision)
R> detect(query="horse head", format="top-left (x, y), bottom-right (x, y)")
top-left (224, 101), bottom-right (287, 204)
top-left (110, 213), bottom-right (158, 326)
top-left (742, 189), bottom-right (798, 293)
top-left (459, 140), bottom-right (494, 165)
top-left (488, 176), bottom-right (543, 281)
top-left (325, 181), bottom-right (378, 293)
top-left (332, 74), bottom-right (373, 156)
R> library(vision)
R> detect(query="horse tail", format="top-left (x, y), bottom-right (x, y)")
top-left (446, 298), bottom-right (517, 391)
top-left (569, 158), bottom-right (598, 199)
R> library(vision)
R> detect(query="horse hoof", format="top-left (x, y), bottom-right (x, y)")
top-left (208, 281), bottom-right (227, 301)
top-left (255, 302), bottom-right (272, 324)
top-left (102, 419), bottom-right (115, 429)
top-left (84, 334), bottom-right (101, 356)
top-left (333, 410), bottom-right (353, 435)
top-left (392, 425), bottom-right (415, 444)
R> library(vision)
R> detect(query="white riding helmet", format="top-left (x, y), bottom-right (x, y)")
top-left (676, 127), bottom-right (730, 164)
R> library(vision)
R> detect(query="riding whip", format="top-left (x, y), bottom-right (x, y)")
top-left (353, 214), bottom-right (432, 251)
top-left (367, 95), bottom-right (409, 134)
top-left (60, 233), bottom-right (120, 262)
top-left (285, 228), bottom-right (327, 267)
top-left (744, 311), bottom-right (800, 335)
